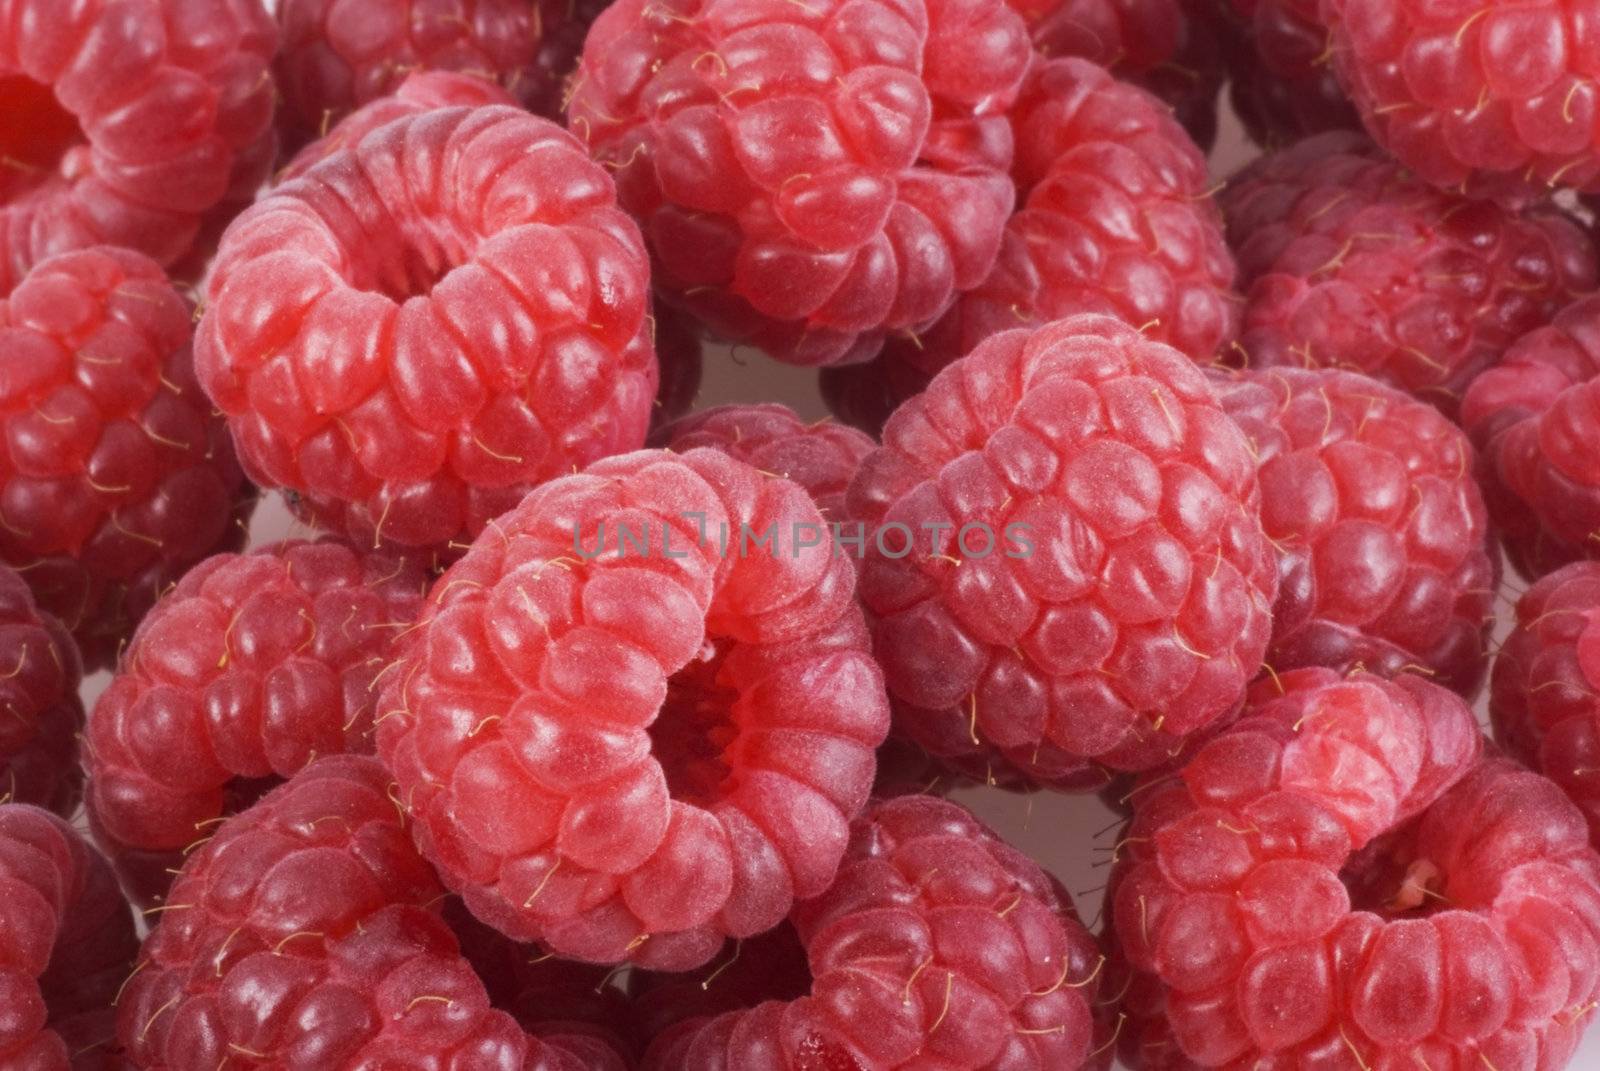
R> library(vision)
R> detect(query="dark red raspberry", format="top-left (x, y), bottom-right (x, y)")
top-left (1490, 561), bottom-right (1600, 848)
top-left (1322, 0), bottom-right (1600, 202)
top-left (378, 448), bottom-right (890, 969)
top-left (84, 539), bottom-right (427, 901)
top-left (1109, 666), bottom-right (1600, 1071)
top-left (567, 0), bottom-right (1030, 367)
top-left (1462, 294), bottom-right (1600, 579)
top-left (649, 302), bottom-right (704, 430)
top-left (0, 0), bottom-right (278, 292)
top-left (196, 104), bottom-right (658, 555)
top-left (1214, 367), bottom-right (1498, 698)
top-left (0, 247), bottom-right (250, 668)
top-left (0, 565), bottom-right (82, 818)
top-left (0, 805), bottom-right (138, 1069)
top-left (651, 404), bottom-right (874, 520)
top-left (846, 316), bottom-right (1277, 789)
top-left (1222, 131), bottom-right (1597, 414)
top-left (1216, 0), bottom-right (1360, 148)
top-left (118, 756), bottom-right (614, 1069)
top-left (641, 795), bottom-right (1109, 1069)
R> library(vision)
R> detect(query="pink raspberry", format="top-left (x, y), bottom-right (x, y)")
top-left (118, 756), bottom-right (612, 1070)
top-left (1214, 367), bottom-right (1498, 698)
top-left (0, 805), bottom-right (137, 1069)
top-left (1109, 666), bottom-right (1600, 1071)
top-left (1322, 0), bottom-right (1600, 202)
top-left (0, 0), bottom-right (278, 292)
top-left (651, 404), bottom-right (875, 519)
top-left (567, 0), bottom-right (1030, 367)
top-left (0, 566), bottom-right (82, 818)
top-left (1462, 294), bottom-right (1600, 579)
top-left (846, 316), bottom-right (1277, 789)
top-left (641, 795), bottom-right (1109, 1070)
top-left (1217, 0), bottom-right (1360, 148)
top-left (1490, 561), bottom-right (1600, 847)
top-left (0, 247), bottom-right (250, 668)
top-left (84, 539), bottom-right (427, 903)
top-left (377, 448), bottom-right (890, 969)
top-left (196, 104), bottom-right (659, 555)
top-left (1223, 131), bottom-right (1597, 414)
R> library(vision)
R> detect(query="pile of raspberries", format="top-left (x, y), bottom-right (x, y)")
top-left (13, 0), bottom-right (1600, 1068)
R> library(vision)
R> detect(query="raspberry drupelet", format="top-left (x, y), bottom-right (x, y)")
top-left (196, 104), bottom-right (659, 556)
top-left (0, 564), bottom-right (83, 818)
top-left (0, 247), bottom-right (250, 668)
top-left (1111, 666), bottom-right (1600, 1071)
top-left (845, 315), bottom-right (1278, 789)
top-left (1216, 0), bottom-right (1361, 149)
top-left (640, 795), bottom-right (1110, 1070)
top-left (83, 540), bottom-right (428, 904)
top-left (1214, 367), bottom-right (1498, 699)
top-left (1222, 131), bottom-right (1597, 415)
top-left (117, 756), bottom-right (622, 1070)
top-left (1462, 294), bottom-right (1600, 579)
top-left (0, 805), bottom-right (138, 1069)
top-left (0, 0), bottom-right (278, 293)
top-left (566, 0), bottom-right (1031, 367)
top-left (651, 403), bottom-right (875, 519)
top-left (377, 448), bottom-right (891, 969)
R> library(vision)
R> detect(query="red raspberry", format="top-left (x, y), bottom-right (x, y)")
top-left (1223, 131), bottom-right (1598, 414)
top-left (0, 0), bottom-right (278, 292)
top-left (118, 756), bottom-right (611, 1070)
top-left (845, 316), bottom-right (1277, 789)
top-left (567, 0), bottom-right (1030, 367)
top-left (1322, 0), bottom-right (1600, 202)
top-left (0, 805), bottom-right (138, 1069)
top-left (1214, 367), bottom-right (1498, 698)
top-left (1216, 0), bottom-right (1360, 148)
top-left (0, 247), bottom-right (249, 668)
top-left (651, 404), bottom-right (875, 520)
top-left (1109, 667), bottom-right (1600, 1071)
top-left (196, 104), bottom-right (658, 555)
top-left (650, 302), bottom-right (705, 430)
top-left (641, 795), bottom-right (1109, 1070)
top-left (377, 448), bottom-right (890, 969)
top-left (1461, 294), bottom-right (1600, 579)
top-left (1490, 561), bottom-right (1600, 847)
top-left (0, 566), bottom-right (82, 818)
top-left (83, 539), bottom-right (427, 901)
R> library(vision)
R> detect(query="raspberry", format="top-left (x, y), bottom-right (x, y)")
top-left (845, 316), bottom-right (1277, 788)
top-left (651, 404), bottom-right (875, 520)
top-left (1489, 561), bottom-right (1600, 847)
top-left (0, 565), bottom-right (82, 818)
top-left (1322, 0), bottom-right (1600, 202)
top-left (0, 0), bottom-right (278, 292)
top-left (1108, 666), bottom-right (1600, 1071)
top-left (630, 921), bottom-right (812, 1050)
top-left (1213, 367), bottom-right (1498, 698)
top-left (650, 302), bottom-right (705, 430)
top-left (196, 104), bottom-right (659, 555)
top-left (1216, 0), bottom-right (1361, 148)
top-left (118, 756), bottom-right (607, 1069)
top-left (1223, 131), bottom-right (1598, 414)
top-left (83, 539), bottom-right (427, 901)
top-left (0, 247), bottom-right (250, 668)
top-left (0, 805), bottom-right (138, 1069)
top-left (1461, 294), bottom-right (1600, 579)
top-left (567, 0), bottom-right (1030, 367)
top-left (640, 795), bottom-right (1109, 1070)
top-left (377, 448), bottom-right (891, 969)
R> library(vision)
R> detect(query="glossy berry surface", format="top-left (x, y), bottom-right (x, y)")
top-left (641, 795), bottom-right (1109, 1070)
top-left (0, 804), bottom-right (137, 1070)
top-left (1112, 667), bottom-right (1600, 1071)
top-left (1215, 367), bottom-right (1498, 698)
top-left (1223, 131), bottom-right (1597, 414)
top-left (1218, 0), bottom-right (1360, 148)
top-left (567, 0), bottom-right (1030, 367)
top-left (84, 540), bottom-right (427, 898)
top-left (378, 448), bottom-right (890, 969)
top-left (1462, 294), bottom-right (1600, 579)
top-left (0, 565), bottom-right (82, 818)
top-left (0, 0), bottom-right (278, 293)
top-left (196, 105), bottom-right (658, 555)
top-left (0, 247), bottom-right (249, 668)
top-left (845, 315), bottom-right (1278, 789)
top-left (652, 403), bottom-right (875, 519)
